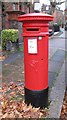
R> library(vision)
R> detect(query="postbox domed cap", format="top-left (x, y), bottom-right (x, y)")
top-left (18, 13), bottom-right (53, 22)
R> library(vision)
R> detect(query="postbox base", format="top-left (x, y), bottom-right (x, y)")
top-left (24, 87), bottom-right (48, 108)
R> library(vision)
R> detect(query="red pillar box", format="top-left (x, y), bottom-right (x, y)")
top-left (18, 13), bottom-right (53, 108)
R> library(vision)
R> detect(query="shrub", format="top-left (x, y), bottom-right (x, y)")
top-left (1, 29), bottom-right (19, 49)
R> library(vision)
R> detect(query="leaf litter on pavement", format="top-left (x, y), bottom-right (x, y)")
top-left (0, 81), bottom-right (48, 119)
top-left (60, 88), bottom-right (67, 120)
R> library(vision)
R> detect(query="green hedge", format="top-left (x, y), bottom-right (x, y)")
top-left (1, 29), bottom-right (19, 49)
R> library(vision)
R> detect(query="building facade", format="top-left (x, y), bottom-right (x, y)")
top-left (41, 3), bottom-right (64, 26)
top-left (53, 9), bottom-right (64, 25)
top-left (64, 8), bottom-right (67, 24)
top-left (0, 0), bottom-right (40, 45)
top-left (0, 1), bottom-right (34, 30)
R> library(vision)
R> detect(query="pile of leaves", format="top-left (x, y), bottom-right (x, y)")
top-left (60, 88), bottom-right (67, 120)
top-left (0, 81), bottom-right (48, 119)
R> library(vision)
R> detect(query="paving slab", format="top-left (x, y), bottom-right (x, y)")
top-left (49, 37), bottom-right (65, 50)
top-left (54, 49), bottom-right (65, 56)
top-left (3, 51), bottom-right (23, 64)
top-left (48, 71), bottom-right (57, 88)
top-left (49, 47), bottom-right (57, 59)
top-left (50, 50), bottom-right (65, 62)
top-left (49, 60), bottom-right (63, 73)
top-left (48, 63), bottom-right (65, 118)
top-left (51, 54), bottom-right (65, 62)
top-left (48, 49), bottom-right (65, 92)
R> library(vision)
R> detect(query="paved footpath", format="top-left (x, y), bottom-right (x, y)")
top-left (48, 30), bottom-right (67, 118)
top-left (3, 51), bottom-right (24, 65)
top-left (48, 30), bottom-right (66, 87)
top-left (48, 62), bottom-right (65, 118)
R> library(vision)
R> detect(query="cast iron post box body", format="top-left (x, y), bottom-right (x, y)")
top-left (18, 13), bottom-right (53, 108)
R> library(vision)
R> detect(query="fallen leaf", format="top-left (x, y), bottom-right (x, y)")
top-left (17, 86), bottom-right (23, 90)
top-left (2, 113), bottom-right (8, 118)
top-left (17, 80), bottom-right (22, 82)
top-left (0, 56), bottom-right (5, 61)
top-left (1, 82), bottom-right (49, 119)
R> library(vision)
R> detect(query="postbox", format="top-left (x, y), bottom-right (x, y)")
top-left (18, 13), bottom-right (53, 108)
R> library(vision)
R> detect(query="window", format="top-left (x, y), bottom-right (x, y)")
top-left (13, 3), bottom-right (16, 10)
top-left (19, 4), bottom-right (22, 10)
top-left (46, 6), bottom-right (49, 11)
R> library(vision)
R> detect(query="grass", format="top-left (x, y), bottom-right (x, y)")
top-left (18, 47), bottom-right (24, 52)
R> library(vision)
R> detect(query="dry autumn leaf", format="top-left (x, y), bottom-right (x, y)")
top-left (1, 82), bottom-right (49, 119)
top-left (0, 56), bottom-right (5, 61)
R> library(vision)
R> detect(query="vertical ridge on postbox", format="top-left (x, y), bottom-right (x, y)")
top-left (18, 13), bottom-right (53, 108)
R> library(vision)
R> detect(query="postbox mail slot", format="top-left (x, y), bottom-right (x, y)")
top-left (26, 28), bottom-right (39, 32)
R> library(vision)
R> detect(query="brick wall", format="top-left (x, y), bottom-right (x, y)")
top-left (2, 2), bottom-right (34, 29)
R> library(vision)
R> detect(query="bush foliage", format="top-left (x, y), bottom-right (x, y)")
top-left (1, 29), bottom-right (19, 49)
